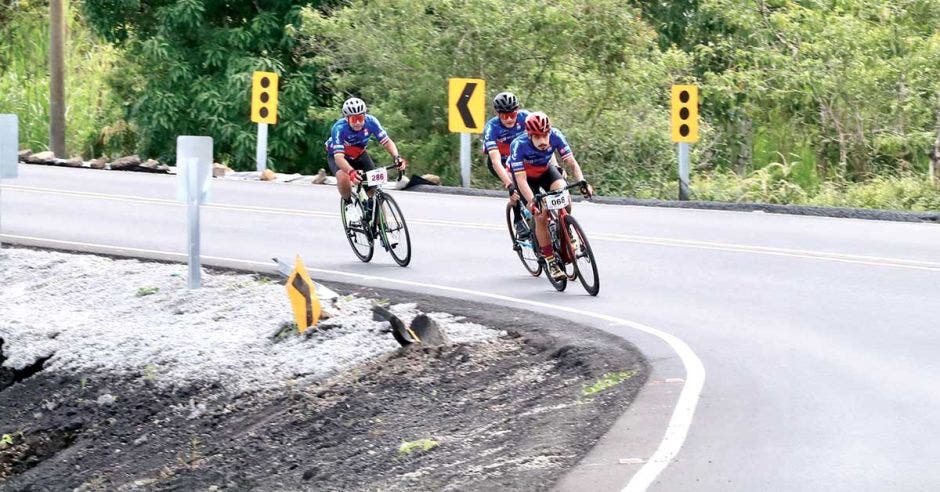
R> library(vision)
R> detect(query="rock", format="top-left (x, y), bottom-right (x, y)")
top-left (312, 169), bottom-right (327, 184)
top-left (212, 163), bottom-right (232, 178)
top-left (27, 151), bottom-right (56, 165)
top-left (18, 150), bottom-right (32, 161)
top-left (88, 158), bottom-right (107, 169)
top-left (187, 398), bottom-right (206, 419)
top-left (97, 393), bottom-right (115, 406)
top-left (421, 174), bottom-right (442, 185)
top-left (136, 159), bottom-right (168, 173)
top-left (409, 314), bottom-right (448, 346)
top-left (109, 155), bottom-right (141, 171)
top-left (260, 169), bottom-right (277, 181)
top-left (64, 157), bottom-right (84, 168)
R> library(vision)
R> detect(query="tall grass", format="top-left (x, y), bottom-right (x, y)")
top-left (0, 1), bottom-right (126, 158)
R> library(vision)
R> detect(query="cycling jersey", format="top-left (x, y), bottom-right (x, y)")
top-left (324, 115), bottom-right (389, 159)
top-left (482, 110), bottom-right (530, 162)
top-left (507, 128), bottom-right (573, 178)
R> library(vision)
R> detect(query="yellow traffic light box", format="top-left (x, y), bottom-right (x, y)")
top-left (670, 85), bottom-right (698, 143)
top-left (251, 71), bottom-right (279, 124)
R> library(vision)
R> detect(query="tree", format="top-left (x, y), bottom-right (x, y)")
top-left (300, 0), bottom-right (690, 192)
top-left (82, 0), bottom-right (336, 170)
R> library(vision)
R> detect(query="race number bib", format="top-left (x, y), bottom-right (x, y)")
top-left (365, 168), bottom-right (388, 186)
top-left (544, 190), bottom-right (570, 210)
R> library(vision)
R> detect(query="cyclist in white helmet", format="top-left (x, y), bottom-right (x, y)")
top-left (325, 97), bottom-right (407, 204)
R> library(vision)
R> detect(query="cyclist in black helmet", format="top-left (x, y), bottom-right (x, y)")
top-left (482, 91), bottom-right (537, 238)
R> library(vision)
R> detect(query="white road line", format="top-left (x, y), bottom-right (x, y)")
top-left (5, 184), bottom-right (940, 271)
top-left (0, 233), bottom-right (705, 491)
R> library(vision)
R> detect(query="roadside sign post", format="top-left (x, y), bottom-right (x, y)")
top-left (678, 142), bottom-right (691, 201)
top-left (448, 78), bottom-right (485, 188)
top-left (0, 114), bottom-right (19, 258)
top-left (176, 136), bottom-right (213, 289)
top-left (251, 71), bottom-right (279, 175)
top-left (256, 122), bottom-right (268, 174)
top-left (671, 85), bottom-right (699, 201)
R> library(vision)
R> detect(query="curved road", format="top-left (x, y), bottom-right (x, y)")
top-left (3, 165), bottom-right (940, 490)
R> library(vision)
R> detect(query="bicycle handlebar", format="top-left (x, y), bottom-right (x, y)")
top-left (353, 164), bottom-right (404, 187)
top-left (533, 180), bottom-right (589, 204)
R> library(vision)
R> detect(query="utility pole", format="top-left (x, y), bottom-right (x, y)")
top-left (49, 0), bottom-right (66, 157)
top-left (931, 91), bottom-right (940, 188)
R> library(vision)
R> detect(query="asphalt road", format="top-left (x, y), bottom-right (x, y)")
top-left (3, 165), bottom-right (940, 491)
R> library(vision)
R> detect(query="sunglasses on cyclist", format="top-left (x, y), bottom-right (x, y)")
top-left (498, 111), bottom-right (518, 119)
top-left (346, 114), bottom-right (365, 125)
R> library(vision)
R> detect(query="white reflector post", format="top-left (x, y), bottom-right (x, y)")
top-left (0, 114), bottom-right (18, 258)
top-left (176, 136), bottom-right (213, 289)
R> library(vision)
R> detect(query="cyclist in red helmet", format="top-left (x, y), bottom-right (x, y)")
top-left (507, 111), bottom-right (593, 280)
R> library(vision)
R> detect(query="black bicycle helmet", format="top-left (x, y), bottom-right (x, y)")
top-left (493, 92), bottom-right (519, 113)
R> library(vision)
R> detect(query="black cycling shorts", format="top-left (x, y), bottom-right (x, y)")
top-left (518, 165), bottom-right (565, 194)
top-left (327, 151), bottom-right (376, 175)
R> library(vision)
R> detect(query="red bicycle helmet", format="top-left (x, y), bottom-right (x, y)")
top-left (524, 112), bottom-right (551, 135)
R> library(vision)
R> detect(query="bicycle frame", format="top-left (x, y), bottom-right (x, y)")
top-left (533, 180), bottom-right (587, 265)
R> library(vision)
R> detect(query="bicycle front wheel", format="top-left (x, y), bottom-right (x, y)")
top-left (565, 215), bottom-right (599, 296)
top-left (506, 203), bottom-right (541, 277)
top-left (377, 193), bottom-right (412, 267)
top-left (341, 197), bottom-right (374, 262)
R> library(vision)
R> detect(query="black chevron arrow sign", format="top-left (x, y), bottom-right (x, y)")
top-left (457, 82), bottom-right (478, 129)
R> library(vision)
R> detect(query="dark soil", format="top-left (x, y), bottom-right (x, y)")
top-left (0, 282), bottom-right (648, 491)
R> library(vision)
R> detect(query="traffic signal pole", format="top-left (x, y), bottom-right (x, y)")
top-left (670, 85), bottom-right (699, 201)
top-left (256, 122), bottom-right (268, 173)
top-left (250, 71), bottom-right (278, 176)
top-left (678, 142), bottom-right (691, 201)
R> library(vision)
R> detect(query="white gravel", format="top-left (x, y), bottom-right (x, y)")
top-left (0, 248), bottom-right (497, 394)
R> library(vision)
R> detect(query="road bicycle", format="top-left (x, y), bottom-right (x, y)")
top-left (530, 181), bottom-right (599, 295)
top-left (340, 165), bottom-right (411, 266)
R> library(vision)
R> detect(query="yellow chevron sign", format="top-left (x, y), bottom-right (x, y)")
top-left (286, 254), bottom-right (321, 333)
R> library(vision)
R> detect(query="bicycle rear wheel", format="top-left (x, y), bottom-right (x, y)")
top-left (565, 215), bottom-right (599, 296)
top-left (505, 203), bottom-right (541, 277)
top-left (377, 193), bottom-right (412, 267)
top-left (340, 197), bottom-right (374, 262)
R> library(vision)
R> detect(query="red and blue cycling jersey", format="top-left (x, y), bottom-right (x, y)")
top-left (482, 110), bottom-right (530, 162)
top-left (507, 128), bottom-right (573, 178)
top-left (324, 115), bottom-right (389, 159)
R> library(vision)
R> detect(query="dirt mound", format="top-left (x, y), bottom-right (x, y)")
top-left (1, 282), bottom-right (647, 491)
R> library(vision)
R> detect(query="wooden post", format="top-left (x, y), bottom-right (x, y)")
top-left (931, 92), bottom-right (940, 188)
top-left (49, 0), bottom-right (66, 157)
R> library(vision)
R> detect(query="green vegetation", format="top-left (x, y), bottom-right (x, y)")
top-left (582, 371), bottom-right (636, 397)
top-left (136, 286), bottom-right (160, 297)
top-left (0, 0), bottom-right (125, 157)
top-left (398, 438), bottom-right (439, 456)
top-left (81, 0), bottom-right (336, 171)
top-left (1, 0), bottom-right (938, 210)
